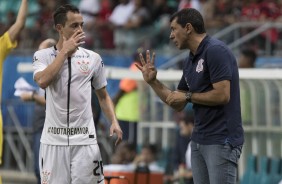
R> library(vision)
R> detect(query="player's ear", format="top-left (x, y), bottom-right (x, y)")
top-left (55, 24), bottom-right (63, 34)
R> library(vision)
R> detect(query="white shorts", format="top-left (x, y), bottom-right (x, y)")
top-left (39, 143), bottom-right (104, 184)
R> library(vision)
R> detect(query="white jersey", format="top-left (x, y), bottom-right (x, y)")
top-left (33, 46), bottom-right (107, 145)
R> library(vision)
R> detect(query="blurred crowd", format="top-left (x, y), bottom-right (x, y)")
top-left (1, 0), bottom-right (282, 53)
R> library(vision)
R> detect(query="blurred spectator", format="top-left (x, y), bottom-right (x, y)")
top-left (78, 0), bottom-right (100, 49)
top-left (0, 11), bottom-right (16, 35)
top-left (5, 11), bottom-right (16, 29)
top-left (151, 0), bottom-right (176, 22)
top-left (240, 0), bottom-right (261, 21)
top-left (132, 144), bottom-right (164, 172)
top-left (178, 0), bottom-right (202, 11)
top-left (94, 0), bottom-right (115, 48)
top-left (241, 0), bottom-right (281, 55)
top-left (108, 0), bottom-right (134, 27)
top-left (79, 0), bottom-right (100, 24)
top-left (204, 0), bottom-right (240, 38)
top-left (108, 0), bottom-right (152, 50)
top-left (238, 48), bottom-right (257, 68)
top-left (123, 0), bottom-right (151, 29)
top-left (106, 0), bottom-right (134, 49)
top-left (165, 111), bottom-right (194, 184)
top-left (149, 0), bottom-right (177, 48)
top-left (257, 0), bottom-right (281, 55)
top-left (111, 141), bottom-right (137, 164)
top-left (173, 115), bottom-right (194, 184)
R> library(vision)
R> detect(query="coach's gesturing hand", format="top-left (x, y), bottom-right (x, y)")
top-left (136, 50), bottom-right (157, 84)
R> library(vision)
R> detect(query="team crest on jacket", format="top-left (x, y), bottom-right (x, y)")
top-left (77, 60), bottom-right (90, 74)
top-left (196, 59), bottom-right (204, 73)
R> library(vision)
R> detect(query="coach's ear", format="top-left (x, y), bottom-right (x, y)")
top-left (185, 23), bottom-right (192, 35)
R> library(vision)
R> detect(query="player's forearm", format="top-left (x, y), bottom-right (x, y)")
top-left (34, 51), bottom-right (68, 89)
top-left (100, 96), bottom-right (118, 124)
top-left (8, 0), bottom-right (28, 42)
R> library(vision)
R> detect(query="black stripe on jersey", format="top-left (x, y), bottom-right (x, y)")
top-left (91, 77), bottom-right (95, 89)
top-left (67, 57), bottom-right (72, 146)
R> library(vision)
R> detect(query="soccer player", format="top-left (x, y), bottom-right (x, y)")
top-left (33, 4), bottom-right (122, 184)
top-left (136, 8), bottom-right (244, 184)
top-left (0, 0), bottom-right (28, 183)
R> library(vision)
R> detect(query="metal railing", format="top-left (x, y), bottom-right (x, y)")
top-left (2, 100), bottom-right (34, 172)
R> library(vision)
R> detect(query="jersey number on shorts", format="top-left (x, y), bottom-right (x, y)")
top-left (93, 160), bottom-right (103, 176)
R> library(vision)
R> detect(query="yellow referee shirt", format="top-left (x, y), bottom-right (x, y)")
top-left (0, 32), bottom-right (17, 165)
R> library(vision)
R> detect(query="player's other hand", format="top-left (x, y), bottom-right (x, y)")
top-left (136, 50), bottom-right (157, 84)
top-left (110, 121), bottom-right (123, 146)
top-left (20, 92), bottom-right (33, 101)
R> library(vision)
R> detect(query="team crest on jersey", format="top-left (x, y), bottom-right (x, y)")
top-left (196, 59), bottom-right (204, 73)
top-left (77, 60), bottom-right (90, 74)
top-left (41, 170), bottom-right (51, 184)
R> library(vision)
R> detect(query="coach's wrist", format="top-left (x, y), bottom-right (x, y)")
top-left (185, 91), bottom-right (192, 102)
top-left (147, 78), bottom-right (159, 86)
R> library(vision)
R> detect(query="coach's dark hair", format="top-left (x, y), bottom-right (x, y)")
top-left (53, 4), bottom-right (80, 26)
top-left (170, 8), bottom-right (206, 34)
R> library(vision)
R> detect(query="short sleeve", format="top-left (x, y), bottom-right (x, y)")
top-left (206, 45), bottom-right (232, 83)
top-left (32, 50), bottom-right (48, 79)
top-left (0, 32), bottom-right (17, 63)
top-left (91, 54), bottom-right (107, 90)
top-left (177, 74), bottom-right (189, 91)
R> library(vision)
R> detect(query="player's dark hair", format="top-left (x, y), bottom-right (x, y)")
top-left (170, 8), bottom-right (206, 34)
top-left (53, 4), bottom-right (80, 26)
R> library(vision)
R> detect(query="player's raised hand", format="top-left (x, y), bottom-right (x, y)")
top-left (110, 121), bottom-right (123, 146)
top-left (136, 50), bottom-right (157, 84)
top-left (62, 29), bottom-right (85, 56)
